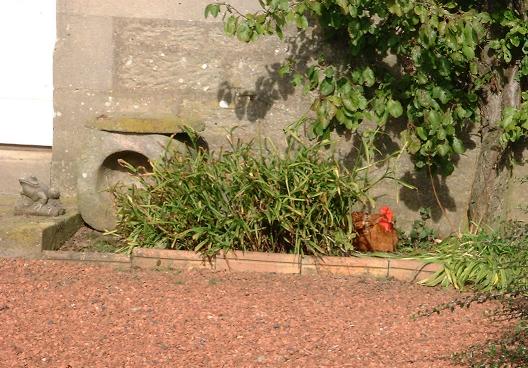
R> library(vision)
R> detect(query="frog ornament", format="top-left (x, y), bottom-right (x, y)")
top-left (14, 176), bottom-right (66, 217)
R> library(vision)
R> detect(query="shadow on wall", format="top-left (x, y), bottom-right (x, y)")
top-left (216, 64), bottom-right (295, 122)
top-left (214, 17), bottom-right (483, 225)
top-left (215, 28), bottom-right (326, 122)
top-left (339, 116), bottom-right (478, 223)
top-left (398, 122), bottom-right (478, 222)
top-left (398, 171), bottom-right (457, 222)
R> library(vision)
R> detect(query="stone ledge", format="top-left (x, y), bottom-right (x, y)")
top-left (42, 250), bottom-right (130, 263)
top-left (41, 212), bottom-right (84, 251)
top-left (302, 256), bottom-right (389, 278)
top-left (131, 248), bottom-right (213, 270)
top-left (217, 250), bottom-right (302, 274)
top-left (0, 196), bottom-right (82, 258)
top-left (388, 259), bottom-right (443, 282)
top-left (41, 248), bottom-right (443, 283)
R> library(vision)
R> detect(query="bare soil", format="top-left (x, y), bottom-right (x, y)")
top-left (59, 226), bottom-right (121, 253)
top-left (0, 258), bottom-right (513, 368)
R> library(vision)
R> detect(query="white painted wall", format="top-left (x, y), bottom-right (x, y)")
top-left (0, 1), bottom-right (55, 146)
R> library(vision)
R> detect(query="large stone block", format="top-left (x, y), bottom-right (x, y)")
top-left (113, 19), bottom-right (284, 93)
top-left (58, 0), bottom-right (261, 21)
top-left (52, 2), bottom-right (488, 236)
top-left (54, 14), bottom-right (114, 90)
top-left (52, 87), bottom-right (204, 195)
top-left (77, 129), bottom-right (187, 231)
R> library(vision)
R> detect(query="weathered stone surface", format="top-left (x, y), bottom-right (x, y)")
top-left (53, 14), bottom-right (309, 196)
top-left (52, 1), bottom-right (522, 237)
top-left (54, 14), bottom-right (113, 90)
top-left (0, 194), bottom-right (81, 258)
top-left (86, 115), bottom-right (205, 134)
top-left (77, 129), bottom-right (187, 231)
top-left (42, 250), bottom-right (130, 264)
top-left (52, 89), bottom-right (204, 195)
top-left (58, 0), bottom-right (261, 21)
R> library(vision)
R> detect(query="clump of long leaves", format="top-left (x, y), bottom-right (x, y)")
top-left (112, 130), bottom-right (400, 257)
top-left (418, 227), bottom-right (528, 292)
top-left (415, 222), bottom-right (528, 367)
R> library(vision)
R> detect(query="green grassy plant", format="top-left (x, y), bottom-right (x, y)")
top-left (414, 222), bottom-right (528, 367)
top-left (111, 130), bottom-right (402, 257)
top-left (397, 207), bottom-right (437, 253)
top-left (418, 228), bottom-right (528, 292)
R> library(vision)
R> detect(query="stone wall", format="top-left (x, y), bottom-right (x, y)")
top-left (54, 0), bottom-right (490, 235)
top-left (54, 0), bottom-right (306, 189)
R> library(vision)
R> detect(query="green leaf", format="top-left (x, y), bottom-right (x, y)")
top-left (432, 87), bottom-right (451, 104)
top-left (388, 1), bottom-right (403, 16)
top-left (439, 161), bottom-right (454, 176)
top-left (307, 67), bottom-right (320, 90)
top-left (500, 107), bottom-right (517, 130)
top-left (292, 73), bottom-right (303, 87)
top-left (362, 67), bottom-right (375, 87)
top-left (336, 0), bottom-right (348, 11)
top-left (295, 15), bottom-right (309, 29)
top-left (335, 108), bottom-right (349, 126)
top-left (342, 97), bottom-right (357, 112)
top-left (317, 99), bottom-right (337, 128)
top-left (463, 23), bottom-right (477, 46)
top-left (436, 128), bottom-right (446, 140)
top-left (338, 80), bottom-right (352, 95)
top-left (224, 15), bottom-right (237, 35)
top-left (462, 45), bottom-right (475, 59)
top-left (204, 4), bottom-right (221, 18)
top-left (387, 100), bottom-right (403, 118)
top-left (437, 143), bottom-right (450, 157)
top-left (308, 2), bottom-right (322, 15)
top-left (510, 35), bottom-right (520, 47)
top-left (278, 0), bottom-right (289, 11)
top-left (503, 46), bottom-right (512, 63)
top-left (402, 131), bottom-right (421, 154)
top-left (320, 78), bottom-right (335, 96)
top-left (452, 137), bottom-right (465, 154)
top-left (236, 22), bottom-right (253, 42)
top-left (324, 67), bottom-right (335, 78)
top-left (416, 126), bottom-right (427, 140)
top-left (455, 105), bottom-right (467, 119)
top-left (427, 110), bottom-right (442, 127)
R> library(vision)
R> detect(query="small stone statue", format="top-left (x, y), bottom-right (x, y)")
top-left (14, 176), bottom-right (66, 217)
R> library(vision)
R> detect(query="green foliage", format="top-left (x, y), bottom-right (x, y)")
top-left (418, 225), bottom-right (528, 291)
top-left (205, 0), bottom-right (528, 175)
top-left (500, 91), bottom-right (528, 145)
top-left (112, 131), bottom-right (401, 257)
top-left (398, 207), bottom-right (437, 250)
top-left (415, 221), bottom-right (528, 367)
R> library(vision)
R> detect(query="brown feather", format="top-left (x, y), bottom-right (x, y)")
top-left (351, 211), bottom-right (398, 252)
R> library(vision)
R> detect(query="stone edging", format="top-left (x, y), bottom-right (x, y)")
top-left (41, 248), bottom-right (442, 283)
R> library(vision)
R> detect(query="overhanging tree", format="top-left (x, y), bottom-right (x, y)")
top-left (205, 0), bottom-right (528, 228)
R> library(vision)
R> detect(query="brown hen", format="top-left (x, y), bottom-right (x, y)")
top-left (351, 206), bottom-right (398, 252)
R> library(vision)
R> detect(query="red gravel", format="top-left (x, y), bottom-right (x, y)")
top-left (0, 259), bottom-right (512, 368)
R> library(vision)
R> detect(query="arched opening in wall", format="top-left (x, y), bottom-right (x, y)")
top-left (97, 150), bottom-right (153, 192)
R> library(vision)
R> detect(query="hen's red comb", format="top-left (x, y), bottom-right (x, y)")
top-left (379, 206), bottom-right (393, 222)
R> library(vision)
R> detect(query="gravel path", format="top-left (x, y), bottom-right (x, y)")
top-left (0, 259), bottom-right (511, 367)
